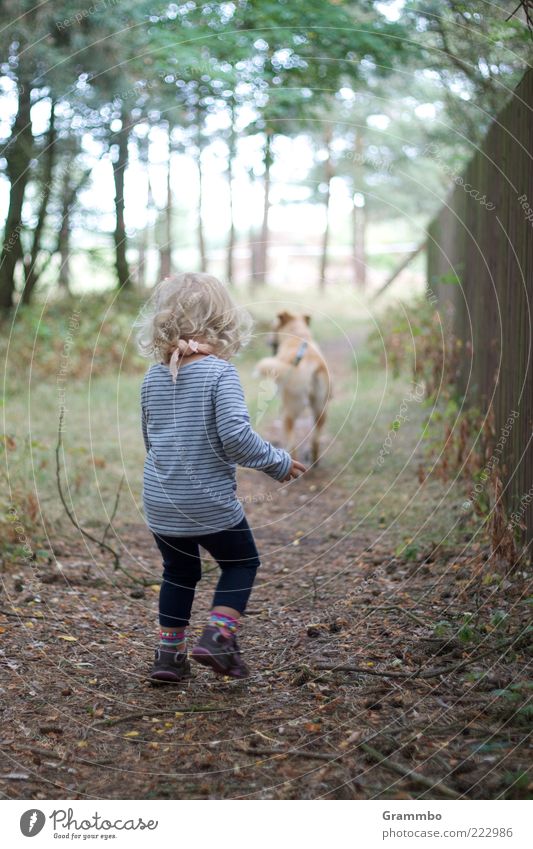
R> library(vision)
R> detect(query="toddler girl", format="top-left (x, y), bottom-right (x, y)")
top-left (137, 272), bottom-right (305, 682)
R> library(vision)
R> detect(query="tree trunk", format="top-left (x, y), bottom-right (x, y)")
top-left (21, 100), bottom-right (57, 305)
top-left (352, 202), bottom-right (367, 289)
top-left (158, 125), bottom-right (172, 280)
top-left (226, 104), bottom-right (237, 285)
top-left (136, 134), bottom-right (151, 289)
top-left (352, 131), bottom-right (367, 289)
top-left (57, 164), bottom-right (93, 293)
top-left (249, 224), bottom-right (258, 283)
top-left (318, 129), bottom-right (333, 292)
top-left (137, 237), bottom-right (146, 289)
top-left (58, 201), bottom-right (71, 293)
top-left (197, 152), bottom-right (207, 273)
top-left (195, 115), bottom-right (207, 273)
top-left (112, 108), bottom-right (131, 290)
top-left (0, 78), bottom-right (33, 309)
top-left (58, 158), bottom-right (72, 292)
top-left (255, 132), bottom-right (272, 286)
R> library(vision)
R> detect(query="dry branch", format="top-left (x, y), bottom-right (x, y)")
top-left (360, 742), bottom-right (459, 799)
top-left (55, 411), bottom-right (147, 586)
top-left (314, 632), bottom-right (530, 681)
top-left (101, 474), bottom-right (125, 546)
top-left (238, 745), bottom-right (340, 763)
top-left (367, 605), bottom-right (427, 627)
top-left (0, 609), bottom-right (46, 619)
top-left (371, 242), bottom-right (425, 301)
top-left (238, 740), bottom-right (459, 800)
top-left (92, 705), bottom-right (236, 728)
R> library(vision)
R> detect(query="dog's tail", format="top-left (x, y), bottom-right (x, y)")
top-left (253, 357), bottom-right (291, 381)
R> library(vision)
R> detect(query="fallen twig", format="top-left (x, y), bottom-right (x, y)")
top-left (314, 632), bottom-right (530, 681)
top-left (238, 736), bottom-right (460, 800)
top-left (18, 745), bottom-right (65, 760)
top-left (1, 772), bottom-right (30, 780)
top-left (314, 659), bottom-right (467, 680)
top-left (92, 705), bottom-right (236, 728)
top-left (239, 745), bottom-right (340, 763)
top-left (360, 742), bottom-right (459, 799)
top-left (367, 605), bottom-right (427, 628)
top-left (0, 609), bottom-right (47, 619)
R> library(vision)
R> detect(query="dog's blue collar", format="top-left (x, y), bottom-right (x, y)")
top-left (292, 340), bottom-right (308, 366)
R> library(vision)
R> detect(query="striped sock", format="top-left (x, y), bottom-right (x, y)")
top-left (159, 628), bottom-right (187, 654)
top-left (209, 611), bottom-right (239, 637)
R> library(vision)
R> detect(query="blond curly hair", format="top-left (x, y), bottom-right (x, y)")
top-left (137, 272), bottom-right (252, 363)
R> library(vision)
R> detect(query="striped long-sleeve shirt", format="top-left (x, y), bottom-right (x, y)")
top-left (141, 356), bottom-right (291, 536)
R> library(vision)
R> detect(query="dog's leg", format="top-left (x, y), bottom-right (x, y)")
top-left (283, 414), bottom-right (297, 459)
top-left (310, 408), bottom-right (327, 464)
top-left (310, 370), bottom-right (330, 464)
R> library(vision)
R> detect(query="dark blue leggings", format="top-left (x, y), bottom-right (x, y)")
top-left (153, 516), bottom-right (260, 628)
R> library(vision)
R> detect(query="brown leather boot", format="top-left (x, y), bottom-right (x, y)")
top-left (150, 647), bottom-right (191, 684)
top-left (191, 625), bottom-right (250, 678)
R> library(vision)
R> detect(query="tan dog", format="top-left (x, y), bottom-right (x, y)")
top-left (255, 312), bottom-right (330, 463)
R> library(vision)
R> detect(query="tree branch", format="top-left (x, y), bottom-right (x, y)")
top-left (360, 742), bottom-right (459, 799)
top-left (55, 410), bottom-right (147, 586)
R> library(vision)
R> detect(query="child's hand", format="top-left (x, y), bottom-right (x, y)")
top-left (283, 459), bottom-right (307, 481)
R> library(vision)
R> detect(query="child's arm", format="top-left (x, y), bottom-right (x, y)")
top-left (214, 363), bottom-right (294, 481)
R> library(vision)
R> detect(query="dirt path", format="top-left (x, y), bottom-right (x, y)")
top-left (1, 335), bottom-right (531, 800)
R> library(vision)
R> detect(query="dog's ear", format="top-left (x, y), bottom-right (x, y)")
top-left (276, 311), bottom-right (293, 327)
top-left (303, 314), bottom-right (311, 326)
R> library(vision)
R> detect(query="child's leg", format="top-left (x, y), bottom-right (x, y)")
top-left (191, 517), bottom-right (260, 678)
top-left (202, 516), bottom-right (260, 619)
top-left (152, 533), bottom-right (202, 654)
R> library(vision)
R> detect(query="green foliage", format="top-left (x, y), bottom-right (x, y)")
top-left (395, 539), bottom-right (420, 561)
top-left (490, 609), bottom-right (510, 630)
top-left (438, 271), bottom-right (461, 286)
top-left (406, 1), bottom-right (530, 146)
top-left (432, 607), bottom-right (516, 643)
top-left (457, 612), bottom-right (476, 643)
top-left (433, 620), bottom-right (452, 638)
top-left (1, 0), bottom-right (531, 300)
top-left (500, 770), bottom-right (531, 799)
top-left (490, 681), bottom-right (533, 726)
top-left (367, 292), bottom-right (443, 387)
top-left (1, 294), bottom-right (146, 384)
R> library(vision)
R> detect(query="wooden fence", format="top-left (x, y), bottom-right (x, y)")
top-left (427, 69), bottom-right (533, 548)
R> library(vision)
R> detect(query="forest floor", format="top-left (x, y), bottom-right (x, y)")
top-left (1, 321), bottom-right (532, 800)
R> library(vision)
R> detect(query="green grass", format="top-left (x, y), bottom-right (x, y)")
top-left (324, 357), bottom-right (477, 553)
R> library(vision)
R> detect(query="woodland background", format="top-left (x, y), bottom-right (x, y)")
top-left (0, 1), bottom-right (532, 801)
